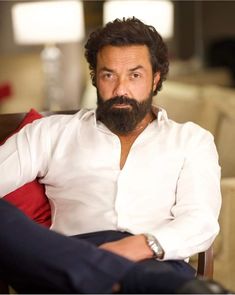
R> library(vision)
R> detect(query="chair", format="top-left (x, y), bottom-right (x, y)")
top-left (154, 80), bottom-right (204, 125)
top-left (197, 246), bottom-right (214, 278)
top-left (0, 110), bottom-right (214, 293)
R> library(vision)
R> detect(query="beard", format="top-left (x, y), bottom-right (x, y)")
top-left (96, 91), bottom-right (153, 135)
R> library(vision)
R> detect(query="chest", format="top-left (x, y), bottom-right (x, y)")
top-left (44, 130), bottom-right (185, 195)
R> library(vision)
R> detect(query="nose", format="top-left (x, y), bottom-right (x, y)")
top-left (113, 78), bottom-right (129, 97)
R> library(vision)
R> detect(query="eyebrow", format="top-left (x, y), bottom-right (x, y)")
top-left (98, 67), bottom-right (114, 73)
top-left (99, 65), bottom-right (145, 73)
top-left (129, 65), bottom-right (145, 72)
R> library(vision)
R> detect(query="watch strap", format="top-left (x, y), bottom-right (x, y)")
top-left (144, 233), bottom-right (164, 259)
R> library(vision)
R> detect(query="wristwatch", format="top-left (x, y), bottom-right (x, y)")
top-left (144, 233), bottom-right (164, 259)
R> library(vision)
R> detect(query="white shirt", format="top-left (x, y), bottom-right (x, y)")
top-left (0, 107), bottom-right (221, 260)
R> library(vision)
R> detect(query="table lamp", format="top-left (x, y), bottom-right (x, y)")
top-left (103, 0), bottom-right (173, 39)
top-left (12, 0), bottom-right (85, 110)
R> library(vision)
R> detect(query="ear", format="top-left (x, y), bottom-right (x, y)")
top-left (153, 72), bottom-right (160, 92)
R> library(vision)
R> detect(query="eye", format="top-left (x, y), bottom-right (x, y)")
top-left (102, 72), bottom-right (114, 80)
top-left (130, 72), bottom-right (141, 79)
top-left (105, 73), bottom-right (112, 78)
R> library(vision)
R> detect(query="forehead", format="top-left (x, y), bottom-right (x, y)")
top-left (97, 45), bottom-right (152, 70)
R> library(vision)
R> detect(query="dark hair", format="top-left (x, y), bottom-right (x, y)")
top-left (85, 17), bottom-right (169, 94)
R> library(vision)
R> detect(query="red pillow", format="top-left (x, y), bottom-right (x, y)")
top-left (1, 109), bottom-right (51, 227)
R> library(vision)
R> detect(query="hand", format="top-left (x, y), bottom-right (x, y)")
top-left (99, 234), bottom-right (153, 262)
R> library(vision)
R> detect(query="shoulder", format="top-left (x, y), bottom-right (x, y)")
top-left (29, 109), bottom-right (94, 128)
top-left (156, 107), bottom-right (213, 143)
top-left (19, 109), bottom-right (95, 141)
top-left (162, 120), bottom-right (216, 157)
top-left (167, 119), bottom-right (214, 142)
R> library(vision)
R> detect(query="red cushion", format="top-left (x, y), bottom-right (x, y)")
top-left (1, 109), bottom-right (51, 227)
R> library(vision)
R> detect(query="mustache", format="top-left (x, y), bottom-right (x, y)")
top-left (96, 92), bottom-right (153, 134)
top-left (98, 96), bottom-right (140, 109)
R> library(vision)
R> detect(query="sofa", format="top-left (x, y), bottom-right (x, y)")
top-left (156, 81), bottom-right (235, 291)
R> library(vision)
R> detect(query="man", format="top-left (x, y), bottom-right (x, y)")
top-left (0, 17), bottom-right (221, 292)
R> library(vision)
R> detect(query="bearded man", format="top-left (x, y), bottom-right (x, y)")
top-left (0, 17), bottom-right (221, 293)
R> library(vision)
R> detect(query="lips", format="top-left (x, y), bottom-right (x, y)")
top-left (112, 103), bottom-right (132, 108)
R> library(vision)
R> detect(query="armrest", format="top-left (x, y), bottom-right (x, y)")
top-left (197, 246), bottom-right (214, 279)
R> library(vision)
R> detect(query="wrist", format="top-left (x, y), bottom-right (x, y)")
top-left (139, 234), bottom-right (155, 259)
top-left (143, 233), bottom-right (165, 259)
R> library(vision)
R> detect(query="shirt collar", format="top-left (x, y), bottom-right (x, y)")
top-left (151, 105), bottom-right (169, 123)
top-left (79, 108), bottom-right (110, 133)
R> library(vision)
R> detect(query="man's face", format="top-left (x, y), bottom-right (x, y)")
top-left (95, 45), bottom-right (160, 134)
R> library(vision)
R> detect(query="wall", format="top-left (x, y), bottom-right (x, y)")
top-left (174, 1), bottom-right (235, 62)
top-left (1, 0), bottom-right (235, 113)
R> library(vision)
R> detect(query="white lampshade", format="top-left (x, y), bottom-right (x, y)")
top-left (12, 0), bottom-right (85, 45)
top-left (103, 0), bottom-right (173, 39)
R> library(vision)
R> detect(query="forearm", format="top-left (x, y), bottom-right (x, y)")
top-left (151, 213), bottom-right (219, 260)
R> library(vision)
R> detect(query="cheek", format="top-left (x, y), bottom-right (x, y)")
top-left (97, 81), bottom-right (113, 99)
top-left (131, 81), bottom-right (152, 99)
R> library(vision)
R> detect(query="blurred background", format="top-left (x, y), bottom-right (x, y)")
top-left (0, 0), bottom-right (235, 291)
top-left (0, 0), bottom-right (235, 113)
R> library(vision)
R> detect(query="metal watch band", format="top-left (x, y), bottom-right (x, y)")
top-left (144, 233), bottom-right (164, 259)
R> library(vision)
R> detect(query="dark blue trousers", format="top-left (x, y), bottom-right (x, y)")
top-left (73, 231), bottom-right (196, 293)
top-left (0, 200), bottom-right (133, 293)
top-left (0, 199), bottom-right (195, 294)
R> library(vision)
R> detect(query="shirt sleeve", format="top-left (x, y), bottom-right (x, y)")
top-left (153, 128), bottom-right (221, 260)
top-left (0, 119), bottom-right (50, 197)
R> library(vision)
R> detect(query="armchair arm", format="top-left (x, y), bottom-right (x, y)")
top-left (197, 246), bottom-right (214, 279)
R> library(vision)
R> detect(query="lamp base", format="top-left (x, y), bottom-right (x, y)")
top-left (41, 44), bottom-right (64, 110)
